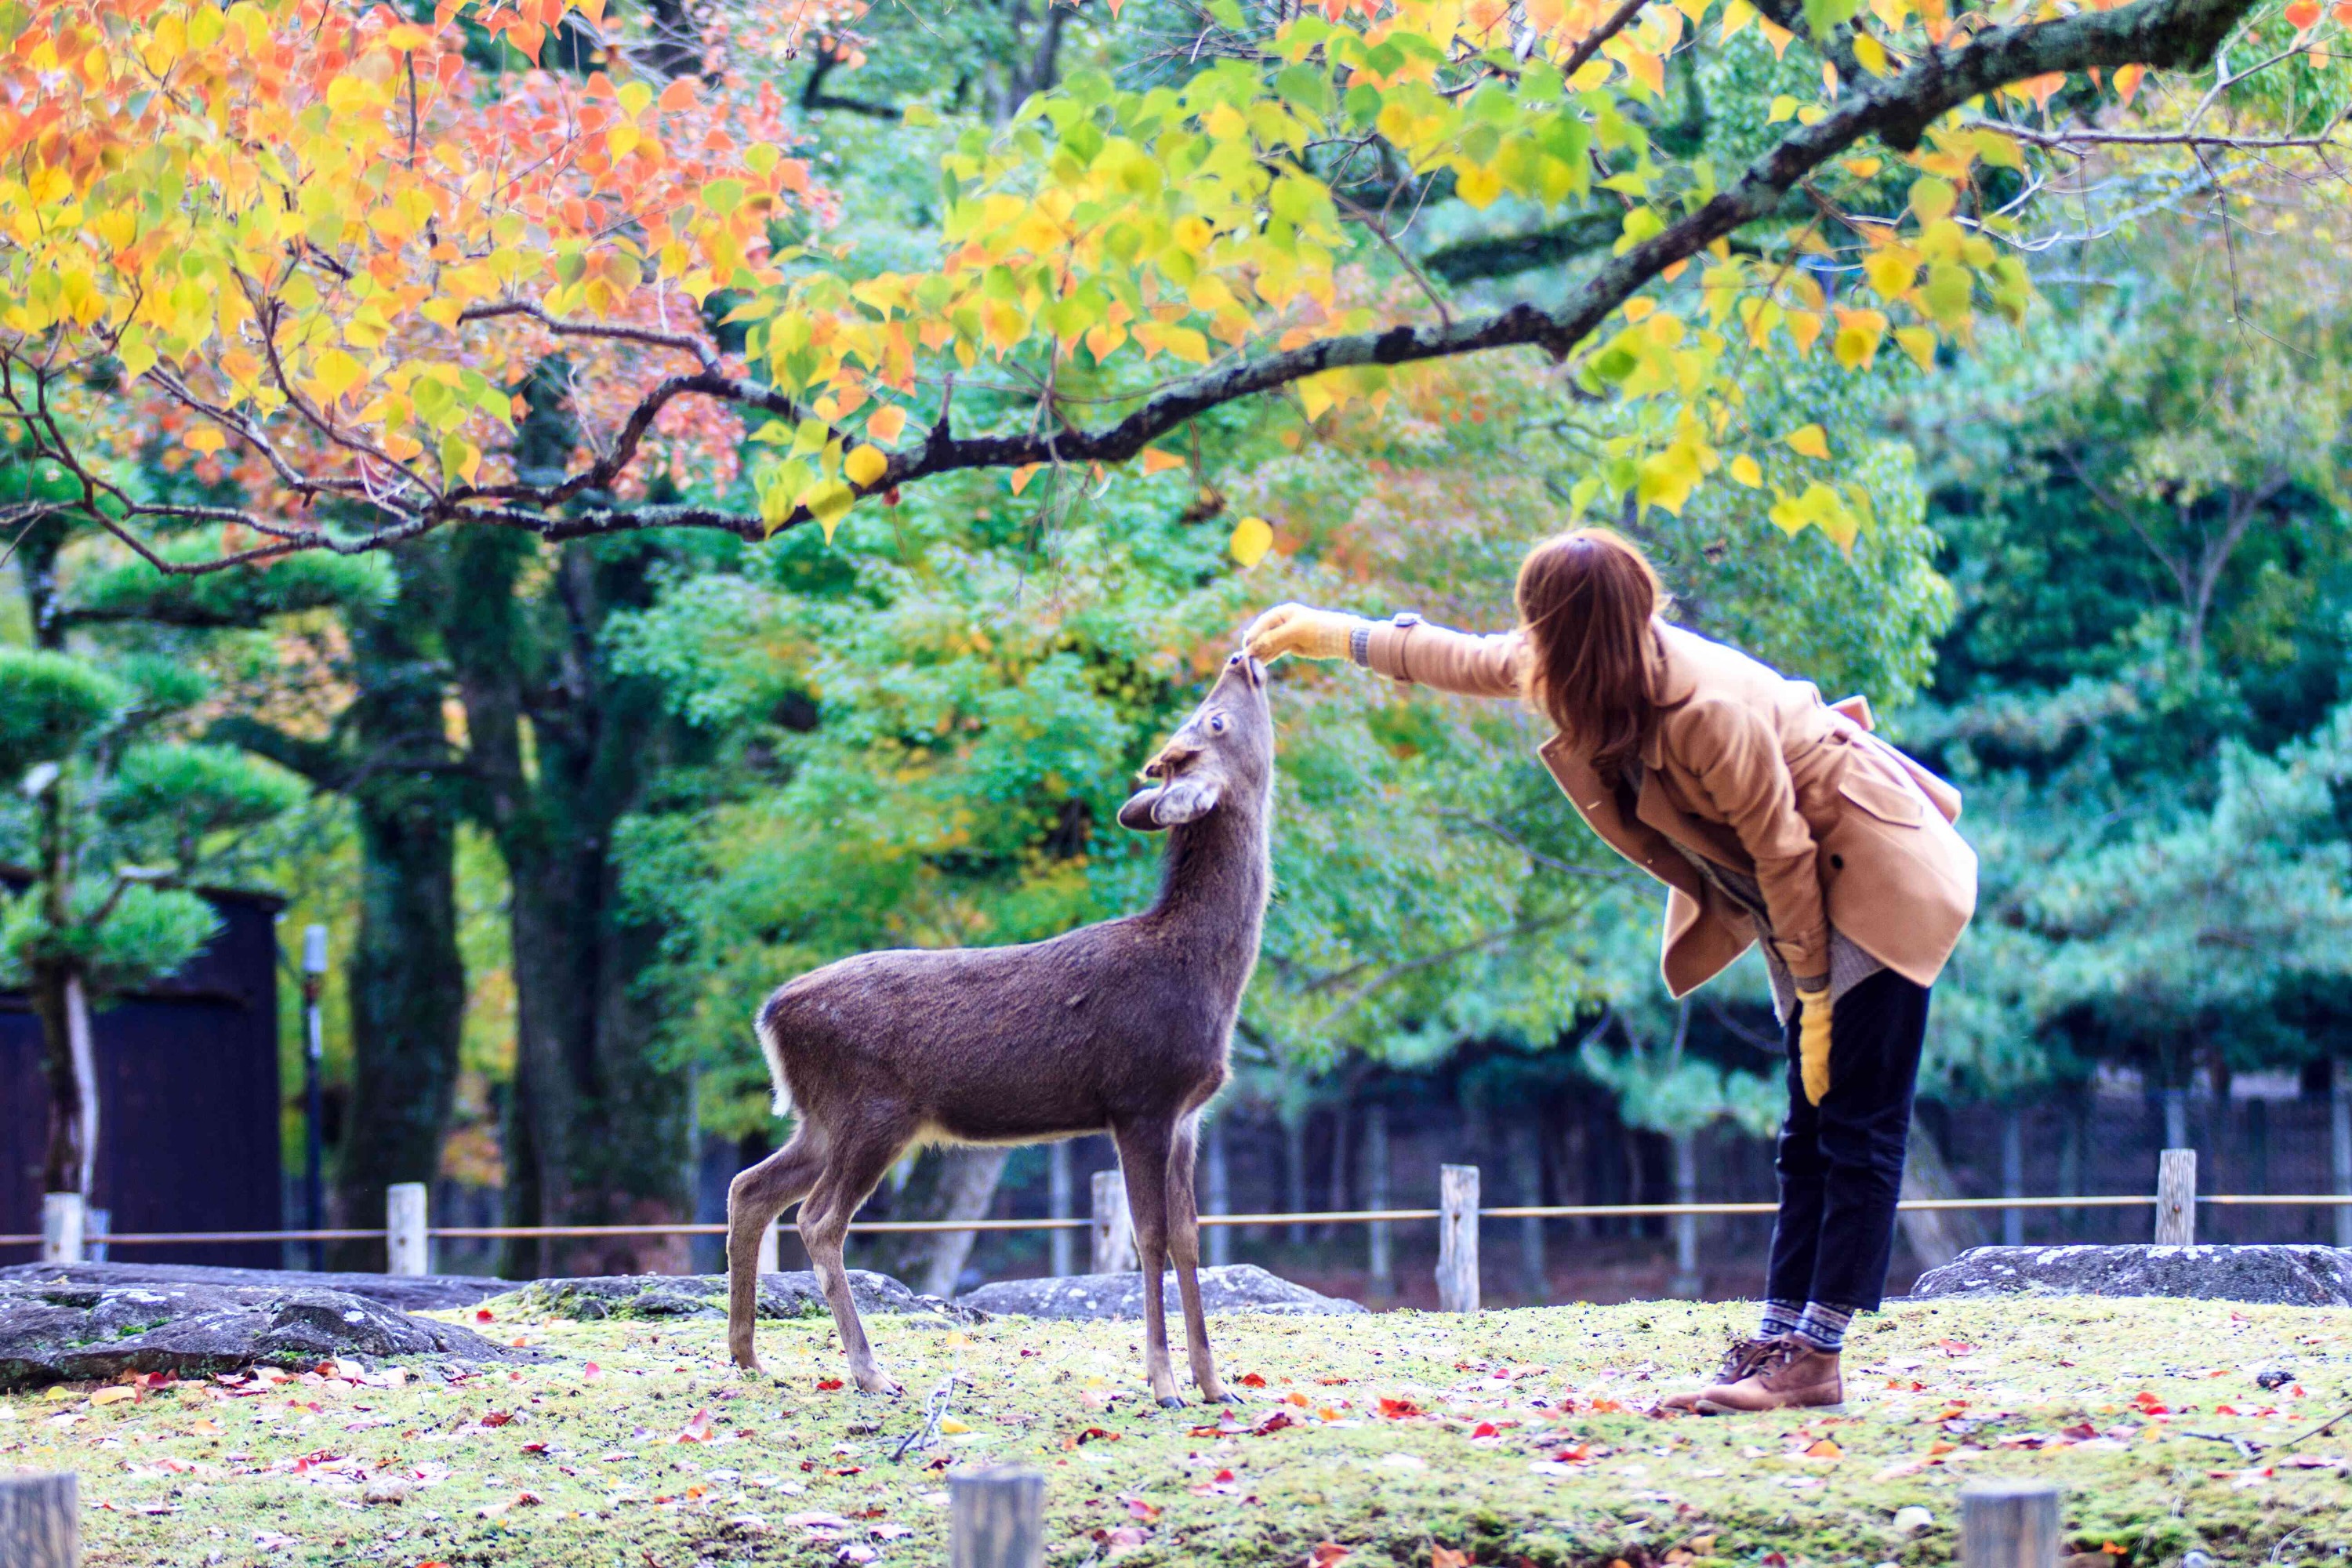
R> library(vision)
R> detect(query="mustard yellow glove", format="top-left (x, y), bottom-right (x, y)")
top-left (1243, 603), bottom-right (1369, 663)
top-left (1796, 985), bottom-right (1832, 1106)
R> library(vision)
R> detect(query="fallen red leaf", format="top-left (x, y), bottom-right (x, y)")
top-left (1124, 1497), bottom-right (1162, 1524)
top-left (1308, 1542), bottom-right (1350, 1568)
top-left (1377, 1397), bottom-right (1421, 1419)
top-left (474, 1308), bottom-right (493, 1323)
top-left (480, 1411), bottom-right (515, 1428)
top-left (1252, 1410), bottom-right (1297, 1436)
top-left (582, 1363), bottom-right (601, 1379)
top-left (816, 1379), bottom-right (844, 1392)
top-left (1432, 1549), bottom-right (1471, 1568)
top-left (1469, 1421), bottom-right (1501, 1440)
top-left (1076, 1427), bottom-right (1120, 1445)
top-left (1937, 1339), bottom-right (1974, 1356)
top-left (1237, 1373), bottom-right (1267, 1388)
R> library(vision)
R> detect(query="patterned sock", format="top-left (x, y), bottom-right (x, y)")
top-left (1793, 1301), bottom-right (1855, 1352)
top-left (1759, 1300), bottom-right (1803, 1341)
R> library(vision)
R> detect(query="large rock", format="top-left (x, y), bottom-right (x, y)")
top-left (493, 1270), bottom-right (982, 1325)
top-left (0, 1279), bottom-right (534, 1391)
top-left (0, 1261), bottom-right (509, 1313)
top-left (1911, 1244), bottom-right (2352, 1306)
top-left (958, 1264), bottom-right (1365, 1321)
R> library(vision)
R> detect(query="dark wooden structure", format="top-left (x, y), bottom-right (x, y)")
top-left (2, 880), bottom-right (285, 1265)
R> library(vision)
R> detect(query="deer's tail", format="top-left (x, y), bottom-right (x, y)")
top-left (754, 994), bottom-right (797, 1119)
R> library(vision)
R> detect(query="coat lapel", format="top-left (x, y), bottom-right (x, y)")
top-left (1536, 735), bottom-right (1708, 906)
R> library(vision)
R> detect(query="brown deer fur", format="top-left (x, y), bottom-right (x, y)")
top-left (724, 653), bottom-right (1275, 1403)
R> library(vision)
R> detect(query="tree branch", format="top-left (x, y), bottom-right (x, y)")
top-left (52, 0), bottom-right (2260, 572)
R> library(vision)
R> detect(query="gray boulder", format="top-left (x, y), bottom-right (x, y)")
top-left (0, 1261), bottom-right (509, 1313)
top-left (1911, 1244), bottom-right (2352, 1306)
top-left (493, 1270), bottom-right (982, 1324)
top-left (0, 1279), bottom-right (534, 1391)
top-left (958, 1264), bottom-right (1364, 1321)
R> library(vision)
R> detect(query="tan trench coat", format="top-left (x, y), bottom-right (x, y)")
top-left (1363, 616), bottom-right (1977, 996)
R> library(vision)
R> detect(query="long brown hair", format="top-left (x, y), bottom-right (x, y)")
top-left (1515, 528), bottom-right (1666, 785)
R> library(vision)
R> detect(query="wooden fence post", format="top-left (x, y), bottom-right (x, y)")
top-left (2154, 1149), bottom-right (2196, 1247)
top-left (39, 1194), bottom-right (85, 1266)
top-left (1961, 1482), bottom-right (2059, 1568)
top-left (1436, 1163), bottom-right (1480, 1313)
top-left (386, 1182), bottom-right (430, 1276)
top-left (1091, 1170), bottom-right (1136, 1275)
top-left (950, 1467), bottom-right (1044, 1568)
top-left (0, 1472), bottom-right (79, 1568)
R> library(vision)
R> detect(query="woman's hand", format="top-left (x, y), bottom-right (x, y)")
top-left (1796, 986), bottom-right (1832, 1105)
top-left (1243, 603), bottom-right (1364, 662)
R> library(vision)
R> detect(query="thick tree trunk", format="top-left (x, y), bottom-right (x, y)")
top-left (330, 789), bottom-right (466, 1270)
top-left (1897, 1117), bottom-right (1984, 1270)
top-left (917, 1146), bottom-right (1012, 1298)
top-left (277, 548), bottom-right (475, 1272)
top-left (448, 525), bottom-right (692, 1277)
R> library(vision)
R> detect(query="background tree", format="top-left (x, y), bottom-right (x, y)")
top-left (0, 644), bottom-right (303, 1203)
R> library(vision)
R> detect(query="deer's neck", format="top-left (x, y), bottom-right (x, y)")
top-left (1147, 803), bottom-right (1271, 973)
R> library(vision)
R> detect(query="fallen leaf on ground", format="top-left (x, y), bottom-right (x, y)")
top-left (1308, 1543), bottom-right (1351, 1568)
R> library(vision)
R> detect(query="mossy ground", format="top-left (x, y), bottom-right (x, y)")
top-left (5, 1294), bottom-right (2350, 1568)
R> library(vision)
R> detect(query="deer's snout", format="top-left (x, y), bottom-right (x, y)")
top-left (1142, 742), bottom-right (1202, 781)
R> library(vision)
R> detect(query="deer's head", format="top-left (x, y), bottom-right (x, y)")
top-left (1117, 652), bottom-right (1272, 832)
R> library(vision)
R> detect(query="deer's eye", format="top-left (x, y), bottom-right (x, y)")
top-left (1208, 713), bottom-right (1229, 733)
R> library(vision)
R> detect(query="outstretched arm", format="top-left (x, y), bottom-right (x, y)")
top-left (1245, 604), bottom-right (1523, 701)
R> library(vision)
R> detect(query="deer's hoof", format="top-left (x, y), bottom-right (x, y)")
top-left (855, 1376), bottom-right (906, 1398)
top-left (1156, 1396), bottom-right (1185, 1410)
top-left (1210, 1392), bottom-right (1243, 1406)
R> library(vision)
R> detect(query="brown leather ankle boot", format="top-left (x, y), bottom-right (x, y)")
top-left (1666, 1335), bottom-right (1843, 1414)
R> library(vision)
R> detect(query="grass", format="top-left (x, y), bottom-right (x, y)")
top-left (4, 1291), bottom-right (2350, 1568)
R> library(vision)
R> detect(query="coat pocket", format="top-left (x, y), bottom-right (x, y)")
top-left (1838, 768), bottom-right (1923, 828)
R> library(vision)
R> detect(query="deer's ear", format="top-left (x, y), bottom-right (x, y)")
top-left (1117, 777), bottom-right (1222, 832)
top-left (1116, 787), bottom-right (1168, 832)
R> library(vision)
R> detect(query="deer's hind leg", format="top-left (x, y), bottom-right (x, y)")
top-left (727, 1131), bottom-right (826, 1372)
top-left (1114, 1115), bottom-right (1182, 1406)
top-left (799, 1112), bottom-right (916, 1396)
top-left (1165, 1114), bottom-right (1231, 1403)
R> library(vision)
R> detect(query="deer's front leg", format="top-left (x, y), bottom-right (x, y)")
top-left (1116, 1119), bottom-right (1182, 1406)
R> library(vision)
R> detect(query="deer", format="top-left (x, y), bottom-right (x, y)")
top-left (724, 650), bottom-right (1274, 1407)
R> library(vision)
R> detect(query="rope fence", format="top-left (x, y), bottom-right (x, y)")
top-left (10, 1156), bottom-right (2352, 1259)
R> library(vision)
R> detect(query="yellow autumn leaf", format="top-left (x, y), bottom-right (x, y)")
top-left (1784, 424), bottom-right (1831, 459)
top-left (809, 481), bottom-right (855, 542)
top-left (1863, 250), bottom-right (1917, 299)
top-left (1895, 325), bottom-right (1938, 371)
top-left (1230, 515), bottom-right (1274, 567)
top-left (844, 445), bottom-right (888, 488)
top-left (1009, 463), bottom-right (1044, 495)
top-left (183, 426), bottom-right (225, 454)
top-left (1730, 453), bottom-right (1763, 488)
top-left (308, 348), bottom-right (367, 405)
top-left (1910, 177), bottom-right (1958, 224)
top-left (1140, 447), bottom-right (1187, 475)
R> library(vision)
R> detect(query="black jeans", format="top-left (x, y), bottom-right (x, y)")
top-left (1764, 967), bottom-right (1932, 1314)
